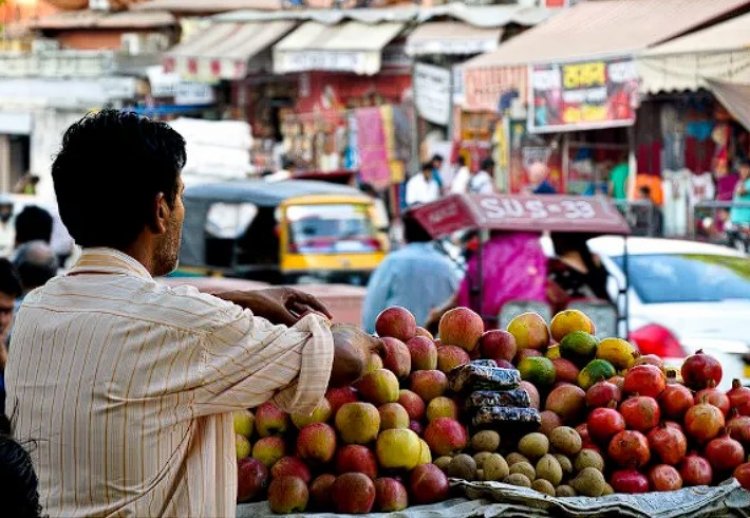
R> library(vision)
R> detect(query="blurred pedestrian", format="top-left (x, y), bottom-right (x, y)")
top-left (529, 161), bottom-right (557, 194)
top-left (14, 206), bottom-right (52, 248)
top-left (608, 153), bottom-right (630, 200)
top-left (362, 212), bottom-right (460, 332)
top-left (13, 241), bottom-right (58, 299)
top-left (431, 153), bottom-right (445, 191)
top-left (0, 259), bottom-right (22, 415)
top-left (468, 158), bottom-right (495, 194)
top-left (13, 174), bottom-right (39, 196)
top-left (405, 162), bottom-right (440, 206)
top-left (715, 158), bottom-right (739, 202)
top-left (731, 160), bottom-right (750, 227)
top-left (0, 197), bottom-right (15, 257)
top-left (450, 156), bottom-right (470, 194)
top-left (0, 417), bottom-right (42, 518)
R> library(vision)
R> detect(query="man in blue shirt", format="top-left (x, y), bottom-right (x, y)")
top-left (362, 213), bottom-right (461, 333)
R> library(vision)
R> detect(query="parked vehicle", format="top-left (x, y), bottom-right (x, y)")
top-left (589, 236), bottom-right (750, 389)
top-left (178, 180), bottom-right (387, 284)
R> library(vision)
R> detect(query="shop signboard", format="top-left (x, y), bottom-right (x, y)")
top-left (529, 57), bottom-right (639, 133)
top-left (414, 62), bottom-right (451, 126)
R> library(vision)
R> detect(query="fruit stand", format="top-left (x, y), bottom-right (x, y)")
top-left (233, 303), bottom-right (750, 516)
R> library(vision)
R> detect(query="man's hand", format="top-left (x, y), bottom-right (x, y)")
top-left (215, 288), bottom-right (333, 326)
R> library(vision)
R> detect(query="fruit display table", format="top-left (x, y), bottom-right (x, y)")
top-left (238, 479), bottom-right (749, 518)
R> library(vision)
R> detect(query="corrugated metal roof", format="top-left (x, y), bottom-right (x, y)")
top-left (465, 0), bottom-right (750, 69)
top-left (645, 11), bottom-right (750, 56)
top-left (707, 79), bottom-right (750, 132)
top-left (405, 22), bottom-right (502, 56)
top-left (132, 0), bottom-right (281, 12)
top-left (212, 2), bottom-right (551, 28)
top-left (31, 9), bottom-right (176, 29)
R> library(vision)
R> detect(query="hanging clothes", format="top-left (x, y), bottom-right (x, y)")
top-left (690, 171), bottom-right (716, 205)
top-left (662, 169), bottom-right (691, 236)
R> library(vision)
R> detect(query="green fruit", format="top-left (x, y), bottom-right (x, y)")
top-left (518, 357), bottom-right (556, 388)
top-left (577, 359), bottom-right (617, 390)
top-left (560, 331), bottom-right (599, 365)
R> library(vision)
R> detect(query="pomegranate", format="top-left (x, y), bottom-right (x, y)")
top-left (608, 375), bottom-right (625, 391)
top-left (620, 395), bottom-right (661, 432)
top-left (634, 354), bottom-right (665, 371)
top-left (649, 465), bottom-right (683, 492)
top-left (586, 381), bottom-right (622, 409)
top-left (705, 434), bottom-right (745, 472)
top-left (685, 403), bottom-right (725, 443)
top-left (608, 430), bottom-right (651, 468)
top-left (680, 453), bottom-right (713, 486)
top-left (576, 423), bottom-right (594, 448)
top-left (610, 469), bottom-right (649, 493)
top-left (587, 407), bottom-right (626, 443)
top-left (648, 423), bottom-right (688, 465)
top-left (695, 383), bottom-right (731, 417)
top-left (681, 350), bottom-right (722, 390)
top-left (623, 365), bottom-right (666, 398)
top-left (727, 379), bottom-right (750, 416)
top-left (734, 458), bottom-right (750, 490)
top-left (727, 413), bottom-right (750, 445)
top-left (659, 383), bottom-right (694, 420)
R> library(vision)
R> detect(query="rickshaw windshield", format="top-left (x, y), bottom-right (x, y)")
top-left (286, 204), bottom-right (380, 254)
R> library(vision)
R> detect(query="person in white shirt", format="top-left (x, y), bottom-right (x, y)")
top-left (405, 162), bottom-right (440, 206)
top-left (450, 156), bottom-right (471, 194)
top-left (468, 157), bottom-right (495, 194)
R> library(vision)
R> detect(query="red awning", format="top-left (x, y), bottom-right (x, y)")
top-left (409, 193), bottom-right (631, 237)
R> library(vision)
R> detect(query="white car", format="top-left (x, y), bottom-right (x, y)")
top-left (588, 236), bottom-right (750, 389)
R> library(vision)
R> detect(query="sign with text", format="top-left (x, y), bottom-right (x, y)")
top-left (529, 57), bottom-right (639, 133)
top-left (410, 193), bottom-right (631, 237)
top-left (414, 62), bottom-right (451, 126)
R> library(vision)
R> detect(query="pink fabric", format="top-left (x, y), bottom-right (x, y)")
top-left (457, 232), bottom-right (548, 317)
top-left (356, 107), bottom-right (391, 189)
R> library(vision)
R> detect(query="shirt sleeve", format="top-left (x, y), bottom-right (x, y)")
top-left (405, 178), bottom-right (417, 205)
top-left (361, 259), bottom-right (392, 333)
top-left (192, 309), bottom-right (334, 416)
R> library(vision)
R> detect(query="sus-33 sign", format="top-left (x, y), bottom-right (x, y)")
top-left (529, 57), bottom-right (639, 133)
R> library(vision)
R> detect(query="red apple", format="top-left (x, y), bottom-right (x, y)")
top-left (407, 336), bottom-right (438, 371)
top-left (382, 337), bottom-right (412, 378)
top-left (326, 386), bottom-right (358, 415)
top-left (296, 423), bottom-right (337, 464)
top-left (309, 474), bottom-right (336, 510)
top-left (398, 389), bottom-right (426, 421)
top-left (409, 370), bottom-right (448, 402)
top-left (237, 457), bottom-right (269, 503)
top-left (374, 477), bottom-right (408, 512)
top-left (438, 307), bottom-right (484, 352)
top-left (270, 457), bottom-right (311, 484)
top-left (268, 476), bottom-right (308, 513)
top-left (436, 345), bottom-right (471, 373)
top-left (254, 401), bottom-right (289, 437)
top-left (376, 306), bottom-right (417, 342)
top-left (409, 464), bottom-right (450, 505)
top-left (332, 472), bottom-right (376, 514)
top-left (479, 330), bottom-right (517, 362)
top-left (335, 445), bottom-right (378, 479)
top-left (424, 417), bottom-right (468, 456)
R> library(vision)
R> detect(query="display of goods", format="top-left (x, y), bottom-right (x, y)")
top-left (234, 306), bottom-right (749, 513)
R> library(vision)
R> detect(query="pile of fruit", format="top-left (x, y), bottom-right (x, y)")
top-left (234, 306), bottom-right (750, 514)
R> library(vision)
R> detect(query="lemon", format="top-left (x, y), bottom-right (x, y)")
top-left (596, 338), bottom-right (638, 370)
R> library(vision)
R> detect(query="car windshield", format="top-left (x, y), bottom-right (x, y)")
top-left (613, 253), bottom-right (750, 303)
top-left (286, 204), bottom-right (378, 254)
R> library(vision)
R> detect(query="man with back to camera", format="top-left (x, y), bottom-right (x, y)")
top-left (5, 110), bottom-right (378, 517)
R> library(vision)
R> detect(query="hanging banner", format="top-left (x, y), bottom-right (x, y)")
top-left (529, 57), bottom-right (639, 133)
top-left (414, 62), bottom-right (451, 126)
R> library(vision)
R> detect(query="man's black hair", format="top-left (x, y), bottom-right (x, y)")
top-left (481, 157), bottom-right (495, 171)
top-left (13, 241), bottom-right (57, 292)
top-left (739, 158), bottom-right (750, 168)
top-left (421, 162), bottom-right (433, 173)
top-left (0, 259), bottom-right (22, 299)
top-left (51, 109), bottom-right (186, 249)
top-left (403, 213), bottom-right (431, 243)
top-left (0, 433), bottom-right (42, 518)
top-left (457, 156), bottom-right (466, 166)
top-left (15, 206), bottom-right (52, 246)
top-left (431, 154), bottom-right (444, 164)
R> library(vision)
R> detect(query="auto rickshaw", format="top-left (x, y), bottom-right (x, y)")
top-left (409, 192), bottom-right (632, 338)
top-left (178, 180), bottom-right (388, 284)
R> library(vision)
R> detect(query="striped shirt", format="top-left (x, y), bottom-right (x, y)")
top-left (5, 248), bottom-right (334, 518)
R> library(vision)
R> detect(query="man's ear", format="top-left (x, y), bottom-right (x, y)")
top-left (150, 192), bottom-right (170, 235)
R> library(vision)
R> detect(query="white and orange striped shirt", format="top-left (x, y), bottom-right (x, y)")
top-left (5, 248), bottom-right (334, 518)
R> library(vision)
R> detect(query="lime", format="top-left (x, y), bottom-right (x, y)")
top-left (518, 357), bottom-right (556, 388)
top-left (577, 359), bottom-right (616, 390)
top-left (560, 331), bottom-right (599, 366)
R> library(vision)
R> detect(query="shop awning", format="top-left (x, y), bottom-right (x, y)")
top-left (273, 21), bottom-right (404, 76)
top-left (405, 22), bottom-right (502, 57)
top-left (706, 79), bottom-right (750, 132)
top-left (638, 12), bottom-right (750, 93)
top-left (164, 21), bottom-right (295, 81)
top-left (30, 9), bottom-right (176, 29)
top-left (461, 0), bottom-right (750, 112)
top-left (132, 0), bottom-right (282, 13)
